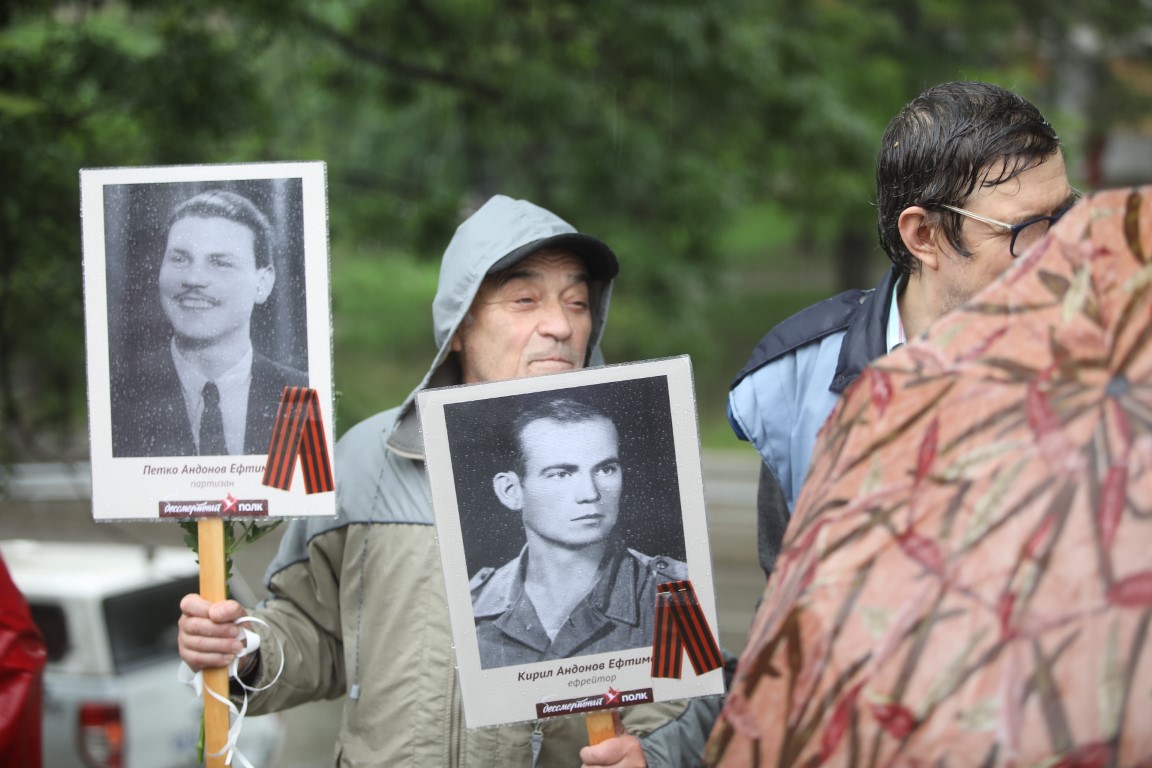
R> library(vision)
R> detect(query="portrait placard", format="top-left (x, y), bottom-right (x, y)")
top-left (418, 356), bottom-right (724, 729)
top-left (80, 162), bottom-right (335, 521)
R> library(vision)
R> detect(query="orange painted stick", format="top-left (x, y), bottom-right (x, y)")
top-left (198, 518), bottom-right (229, 768)
top-left (585, 710), bottom-right (622, 745)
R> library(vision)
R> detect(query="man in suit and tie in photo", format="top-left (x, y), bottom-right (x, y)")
top-left (112, 189), bottom-right (307, 457)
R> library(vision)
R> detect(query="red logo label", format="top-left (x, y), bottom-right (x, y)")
top-left (535, 688), bottom-right (653, 719)
top-left (158, 498), bottom-right (269, 518)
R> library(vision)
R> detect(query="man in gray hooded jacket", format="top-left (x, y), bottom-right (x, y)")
top-left (177, 195), bottom-right (721, 767)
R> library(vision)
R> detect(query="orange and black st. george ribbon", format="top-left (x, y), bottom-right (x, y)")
top-left (262, 387), bottom-right (334, 494)
top-left (651, 580), bottom-right (724, 679)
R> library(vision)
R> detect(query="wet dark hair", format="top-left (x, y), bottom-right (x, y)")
top-left (167, 190), bottom-right (274, 269)
top-left (507, 397), bottom-right (614, 477)
top-left (876, 81), bottom-right (1061, 274)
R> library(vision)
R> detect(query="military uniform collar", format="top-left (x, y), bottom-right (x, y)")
top-left (472, 537), bottom-right (643, 654)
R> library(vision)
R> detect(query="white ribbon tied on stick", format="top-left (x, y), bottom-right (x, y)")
top-left (177, 615), bottom-right (285, 768)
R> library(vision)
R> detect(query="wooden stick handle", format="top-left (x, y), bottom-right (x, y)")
top-left (198, 518), bottom-right (229, 768)
top-left (585, 710), bottom-right (622, 745)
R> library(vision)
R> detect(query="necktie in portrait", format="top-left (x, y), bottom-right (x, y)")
top-left (200, 381), bottom-right (227, 455)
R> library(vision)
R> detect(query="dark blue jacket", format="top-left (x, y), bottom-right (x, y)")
top-left (728, 266), bottom-right (899, 575)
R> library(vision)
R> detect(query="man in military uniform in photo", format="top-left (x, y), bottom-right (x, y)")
top-left (471, 396), bottom-right (688, 670)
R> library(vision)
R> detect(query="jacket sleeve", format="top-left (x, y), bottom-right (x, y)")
top-left (635, 648), bottom-right (736, 768)
top-left (757, 461), bottom-right (790, 580)
top-left (240, 525), bottom-right (350, 714)
top-left (727, 364), bottom-right (795, 508)
top-left (636, 695), bottom-right (722, 768)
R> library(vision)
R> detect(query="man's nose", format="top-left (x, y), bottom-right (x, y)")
top-left (536, 297), bottom-right (574, 340)
top-left (181, 261), bottom-right (211, 286)
top-left (574, 471), bottom-right (601, 503)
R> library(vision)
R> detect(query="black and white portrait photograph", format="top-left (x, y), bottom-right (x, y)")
top-left (418, 357), bottom-right (725, 729)
top-left (445, 376), bottom-right (687, 670)
top-left (104, 179), bottom-right (309, 458)
top-left (81, 162), bottom-right (335, 521)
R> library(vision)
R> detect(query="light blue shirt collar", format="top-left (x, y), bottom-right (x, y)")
top-left (885, 274), bottom-right (907, 353)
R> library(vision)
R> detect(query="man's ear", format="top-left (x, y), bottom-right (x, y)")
top-left (450, 312), bottom-right (474, 353)
top-left (254, 265), bottom-right (275, 305)
top-left (492, 471), bottom-right (523, 511)
top-left (898, 207), bottom-right (940, 271)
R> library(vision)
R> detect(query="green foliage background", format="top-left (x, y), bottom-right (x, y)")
top-left (1, 1), bottom-right (1149, 461)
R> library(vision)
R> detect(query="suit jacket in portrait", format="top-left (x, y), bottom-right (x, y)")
top-left (111, 344), bottom-right (308, 458)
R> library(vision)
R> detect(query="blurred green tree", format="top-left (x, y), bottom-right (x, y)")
top-left (0, 0), bottom-right (1148, 460)
top-left (0, 3), bottom-right (273, 461)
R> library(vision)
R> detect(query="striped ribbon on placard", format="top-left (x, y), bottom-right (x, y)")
top-left (262, 387), bottom-right (334, 494)
top-left (651, 580), bottom-right (723, 679)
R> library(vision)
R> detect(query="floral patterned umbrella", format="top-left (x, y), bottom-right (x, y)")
top-left (708, 187), bottom-right (1152, 767)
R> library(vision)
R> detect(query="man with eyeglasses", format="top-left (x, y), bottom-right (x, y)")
top-left (728, 81), bottom-right (1076, 578)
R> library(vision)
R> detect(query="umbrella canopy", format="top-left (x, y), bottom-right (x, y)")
top-left (708, 187), bottom-right (1152, 767)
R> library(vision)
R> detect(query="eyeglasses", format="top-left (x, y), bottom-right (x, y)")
top-left (938, 200), bottom-right (1077, 258)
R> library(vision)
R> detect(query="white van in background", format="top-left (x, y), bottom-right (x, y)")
top-left (0, 539), bottom-right (284, 768)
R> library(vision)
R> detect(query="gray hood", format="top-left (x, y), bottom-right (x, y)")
top-left (386, 195), bottom-right (616, 458)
